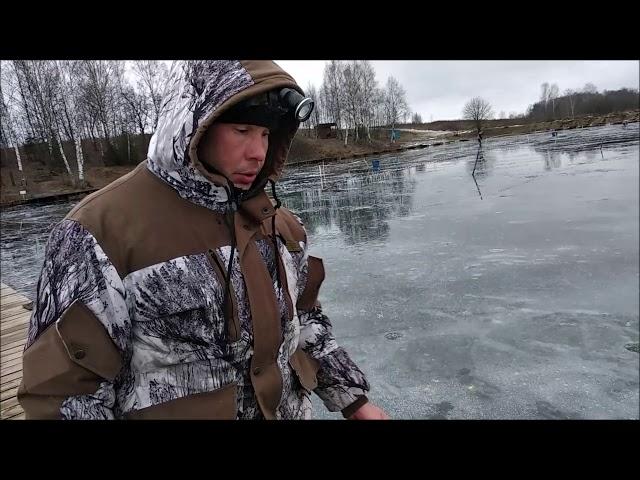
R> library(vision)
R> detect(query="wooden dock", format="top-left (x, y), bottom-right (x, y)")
top-left (1, 283), bottom-right (31, 420)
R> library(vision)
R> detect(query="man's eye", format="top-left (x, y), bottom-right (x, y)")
top-left (235, 128), bottom-right (248, 134)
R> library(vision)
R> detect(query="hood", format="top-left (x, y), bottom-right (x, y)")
top-left (147, 60), bottom-right (302, 210)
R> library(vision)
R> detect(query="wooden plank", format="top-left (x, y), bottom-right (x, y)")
top-left (1, 313), bottom-right (31, 327)
top-left (0, 293), bottom-right (25, 305)
top-left (1, 377), bottom-right (22, 394)
top-left (1, 356), bottom-right (23, 369)
top-left (0, 322), bottom-right (24, 420)
top-left (1, 358), bottom-right (23, 372)
top-left (0, 298), bottom-right (30, 311)
top-left (0, 347), bottom-right (22, 363)
top-left (0, 291), bottom-right (27, 302)
top-left (0, 317), bottom-right (30, 330)
top-left (0, 318), bottom-right (30, 331)
top-left (1, 386), bottom-right (18, 402)
top-left (2, 324), bottom-right (29, 336)
top-left (1, 312), bottom-right (29, 325)
top-left (0, 301), bottom-right (30, 314)
top-left (1, 362), bottom-right (23, 377)
top-left (1, 318), bottom-right (30, 333)
top-left (1, 349), bottom-right (23, 363)
top-left (1, 350), bottom-right (24, 365)
top-left (1, 402), bottom-right (24, 419)
top-left (1, 372), bottom-right (23, 386)
top-left (1, 324), bottom-right (30, 337)
top-left (1, 309), bottom-right (29, 322)
top-left (1, 324), bottom-right (28, 337)
top-left (6, 411), bottom-right (25, 420)
top-left (2, 322), bottom-right (29, 333)
top-left (1, 338), bottom-right (27, 353)
top-left (1, 305), bottom-right (31, 318)
top-left (1, 285), bottom-right (23, 293)
top-left (1, 293), bottom-right (29, 303)
top-left (0, 305), bottom-right (31, 321)
top-left (1, 344), bottom-right (24, 357)
top-left (0, 313), bottom-right (31, 326)
top-left (0, 302), bottom-right (31, 313)
top-left (1, 395), bottom-right (20, 411)
top-left (1, 343), bottom-right (28, 356)
top-left (0, 284), bottom-right (30, 303)
top-left (1, 328), bottom-right (29, 345)
top-left (2, 316), bottom-right (29, 329)
top-left (1, 344), bottom-right (25, 358)
top-left (0, 316), bottom-right (30, 329)
top-left (1, 350), bottom-right (25, 363)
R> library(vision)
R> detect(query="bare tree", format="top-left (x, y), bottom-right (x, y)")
top-left (411, 112), bottom-right (423, 124)
top-left (321, 61), bottom-right (344, 138)
top-left (383, 76), bottom-right (409, 134)
top-left (583, 82), bottom-right (598, 94)
top-left (317, 60), bottom-right (411, 144)
top-left (540, 82), bottom-right (550, 118)
top-left (132, 60), bottom-right (169, 133)
top-left (357, 61), bottom-right (379, 142)
top-left (9, 61), bottom-right (74, 180)
top-left (0, 70), bottom-right (27, 186)
top-left (54, 61), bottom-right (88, 186)
top-left (302, 82), bottom-right (320, 137)
top-left (462, 97), bottom-right (494, 133)
top-left (76, 60), bottom-right (123, 142)
top-left (341, 61), bottom-right (364, 144)
top-left (564, 88), bottom-right (577, 119)
top-left (119, 85), bottom-right (149, 135)
top-left (548, 83), bottom-right (559, 119)
top-left (0, 63), bottom-right (15, 148)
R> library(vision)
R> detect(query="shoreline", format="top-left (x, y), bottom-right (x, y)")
top-left (2, 115), bottom-right (637, 208)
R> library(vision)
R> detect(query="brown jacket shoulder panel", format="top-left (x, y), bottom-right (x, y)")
top-left (67, 163), bottom-right (230, 278)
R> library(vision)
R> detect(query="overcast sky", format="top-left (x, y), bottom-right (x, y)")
top-left (274, 60), bottom-right (639, 121)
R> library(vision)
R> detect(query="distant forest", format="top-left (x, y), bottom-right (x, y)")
top-left (523, 83), bottom-right (638, 122)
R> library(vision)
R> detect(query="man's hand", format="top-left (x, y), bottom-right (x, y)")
top-left (348, 402), bottom-right (390, 420)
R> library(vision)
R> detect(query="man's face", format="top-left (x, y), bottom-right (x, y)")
top-left (198, 123), bottom-right (270, 190)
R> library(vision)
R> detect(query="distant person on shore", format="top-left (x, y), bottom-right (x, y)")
top-left (18, 60), bottom-right (389, 421)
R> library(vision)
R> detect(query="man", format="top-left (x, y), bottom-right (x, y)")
top-left (18, 60), bottom-right (389, 420)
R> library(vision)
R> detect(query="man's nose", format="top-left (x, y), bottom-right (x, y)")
top-left (247, 132), bottom-right (267, 163)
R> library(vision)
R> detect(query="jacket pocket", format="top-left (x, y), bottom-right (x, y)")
top-left (288, 347), bottom-right (320, 392)
top-left (18, 300), bottom-right (123, 419)
top-left (126, 382), bottom-right (238, 420)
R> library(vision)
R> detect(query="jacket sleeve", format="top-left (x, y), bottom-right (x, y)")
top-left (17, 219), bottom-right (132, 420)
top-left (295, 233), bottom-right (371, 416)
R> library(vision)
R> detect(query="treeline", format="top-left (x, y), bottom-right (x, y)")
top-left (524, 82), bottom-right (639, 122)
top-left (1, 60), bottom-right (418, 181)
top-left (301, 60), bottom-right (413, 143)
top-left (1, 60), bottom-right (169, 184)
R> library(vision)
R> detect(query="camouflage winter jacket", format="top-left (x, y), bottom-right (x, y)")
top-left (18, 60), bottom-right (370, 419)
